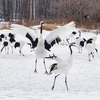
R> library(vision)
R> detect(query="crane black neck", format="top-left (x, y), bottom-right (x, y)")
top-left (79, 31), bottom-right (81, 37)
top-left (69, 42), bottom-right (76, 55)
top-left (40, 23), bottom-right (43, 34)
top-left (69, 45), bottom-right (73, 55)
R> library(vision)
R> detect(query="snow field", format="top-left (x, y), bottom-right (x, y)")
top-left (0, 28), bottom-right (100, 100)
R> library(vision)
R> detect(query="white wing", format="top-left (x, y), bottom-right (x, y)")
top-left (45, 21), bottom-right (75, 44)
top-left (44, 21), bottom-right (75, 51)
top-left (11, 24), bottom-right (37, 40)
top-left (53, 57), bottom-right (69, 67)
top-left (11, 24), bottom-right (38, 48)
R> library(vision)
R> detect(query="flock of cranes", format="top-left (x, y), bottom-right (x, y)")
top-left (0, 21), bottom-right (99, 90)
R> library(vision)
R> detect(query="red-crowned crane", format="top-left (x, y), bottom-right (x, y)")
top-left (85, 31), bottom-right (98, 61)
top-left (75, 31), bottom-right (86, 53)
top-left (11, 21), bottom-right (75, 74)
top-left (46, 42), bottom-right (76, 90)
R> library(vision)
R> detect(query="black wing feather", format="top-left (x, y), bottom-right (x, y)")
top-left (33, 38), bottom-right (38, 48)
top-left (51, 40), bottom-right (56, 46)
top-left (80, 41), bottom-right (84, 47)
top-left (44, 40), bottom-right (51, 51)
top-left (86, 38), bottom-right (93, 44)
top-left (50, 37), bottom-right (61, 46)
top-left (26, 33), bottom-right (38, 48)
top-left (44, 36), bottom-right (61, 51)
top-left (49, 63), bottom-right (58, 74)
top-left (56, 37), bottom-right (61, 43)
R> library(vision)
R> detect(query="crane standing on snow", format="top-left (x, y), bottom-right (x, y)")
top-left (46, 42), bottom-right (76, 90)
top-left (11, 21), bottom-right (75, 74)
top-left (75, 31), bottom-right (86, 53)
top-left (85, 31), bottom-right (98, 61)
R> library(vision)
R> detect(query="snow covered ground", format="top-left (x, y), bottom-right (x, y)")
top-left (0, 26), bottom-right (100, 100)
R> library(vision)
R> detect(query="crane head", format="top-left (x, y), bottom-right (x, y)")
top-left (40, 21), bottom-right (44, 25)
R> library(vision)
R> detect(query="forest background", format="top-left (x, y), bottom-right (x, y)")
top-left (0, 0), bottom-right (100, 29)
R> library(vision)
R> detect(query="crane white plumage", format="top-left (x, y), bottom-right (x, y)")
top-left (75, 31), bottom-right (86, 53)
top-left (11, 21), bottom-right (75, 74)
top-left (91, 31), bottom-right (98, 42)
top-left (14, 40), bottom-right (27, 56)
top-left (85, 31), bottom-right (98, 61)
top-left (85, 38), bottom-right (98, 61)
top-left (46, 42), bottom-right (76, 90)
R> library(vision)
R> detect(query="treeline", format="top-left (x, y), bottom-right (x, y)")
top-left (1, 0), bottom-right (54, 21)
top-left (1, 0), bottom-right (100, 29)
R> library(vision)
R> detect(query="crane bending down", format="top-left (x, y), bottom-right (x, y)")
top-left (11, 21), bottom-right (75, 74)
top-left (46, 42), bottom-right (76, 90)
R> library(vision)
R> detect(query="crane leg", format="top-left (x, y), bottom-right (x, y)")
top-left (19, 50), bottom-right (24, 56)
top-left (34, 59), bottom-right (37, 73)
top-left (43, 58), bottom-right (48, 74)
top-left (11, 46), bottom-right (13, 53)
top-left (52, 74), bottom-right (60, 90)
top-left (65, 77), bottom-right (69, 91)
top-left (95, 48), bottom-right (98, 53)
top-left (7, 47), bottom-right (9, 54)
top-left (1, 46), bottom-right (5, 52)
top-left (88, 54), bottom-right (91, 61)
top-left (91, 52), bottom-right (94, 59)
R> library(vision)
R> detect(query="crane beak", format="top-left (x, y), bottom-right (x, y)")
top-left (73, 44), bottom-right (77, 47)
top-left (70, 42), bottom-right (77, 47)
top-left (73, 45), bottom-right (77, 47)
